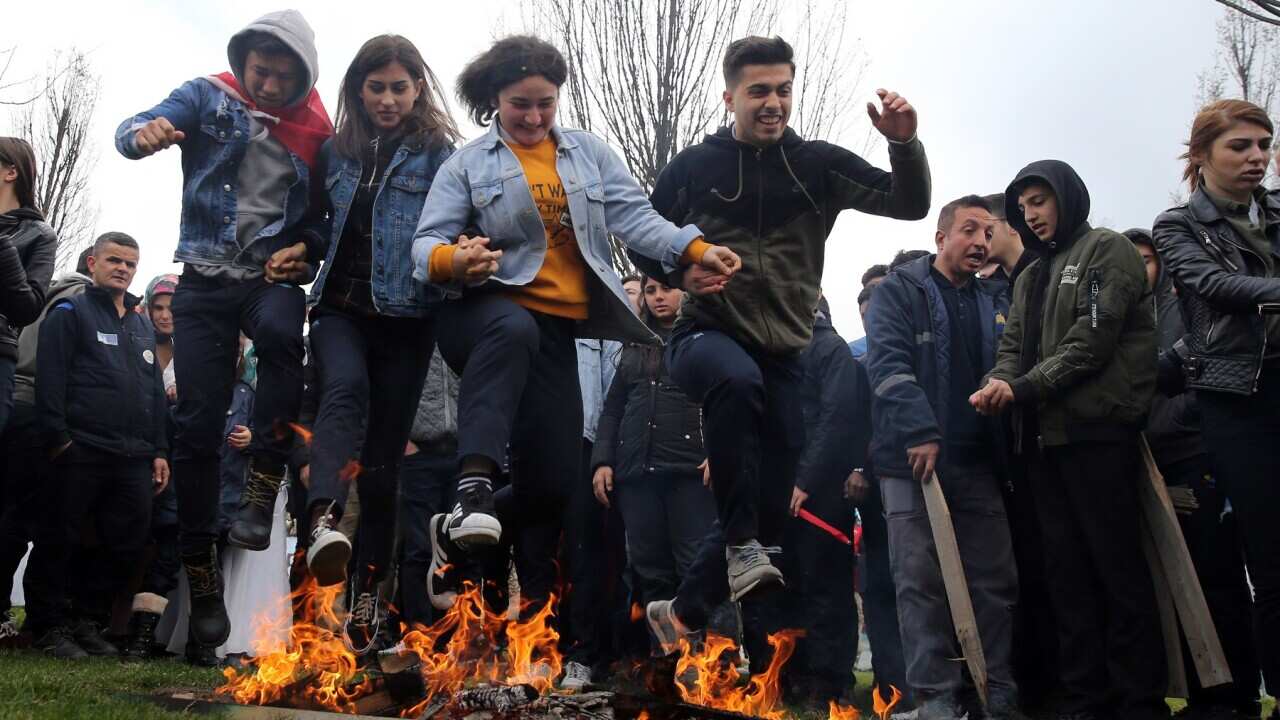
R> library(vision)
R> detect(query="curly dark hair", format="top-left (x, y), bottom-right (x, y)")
top-left (455, 35), bottom-right (567, 127)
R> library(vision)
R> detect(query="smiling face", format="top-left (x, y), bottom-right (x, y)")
top-left (725, 63), bottom-right (793, 148)
top-left (496, 75), bottom-right (559, 148)
top-left (149, 294), bottom-right (174, 336)
top-left (935, 206), bottom-right (993, 284)
top-left (1197, 120), bottom-right (1272, 202)
top-left (360, 61), bottom-right (422, 133)
top-left (644, 277), bottom-right (685, 325)
top-left (1018, 183), bottom-right (1059, 243)
top-left (87, 243), bottom-right (139, 295)
top-left (244, 49), bottom-right (302, 109)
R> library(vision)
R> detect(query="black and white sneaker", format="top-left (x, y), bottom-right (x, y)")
top-left (0, 610), bottom-right (18, 643)
top-left (343, 574), bottom-right (381, 656)
top-left (445, 476), bottom-right (501, 548)
top-left (725, 539), bottom-right (784, 602)
top-left (428, 513), bottom-right (462, 610)
top-left (306, 507), bottom-right (351, 588)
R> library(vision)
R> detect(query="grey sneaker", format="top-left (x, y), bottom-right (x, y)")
top-left (306, 509), bottom-right (351, 587)
top-left (725, 540), bottom-right (784, 602)
top-left (559, 660), bottom-right (592, 690)
top-left (646, 599), bottom-right (692, 656)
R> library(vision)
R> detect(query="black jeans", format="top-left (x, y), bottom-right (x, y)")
top-left (780, 477), bottom-right (859, 698)
top-left (0, 401), bottom-right (43, 613)
top-left (436, 294), bottom-right (582, 612)
top-left (1003, 454), bottom-right (1058, 712)
top-left (170, 270), bottom-right (305, 555)
top-left (860, 475), bottom-right (910, 707)
top-left (23, 445), bottom-right (153, 632)
top-left (1163, 455), bottom-right (1261, 713)
top-left (1029, 440), bottom-right (1167, 720)
top-left (0, 356), bottom-right (14, 436)
top-left (396, 448), bottom-right (456, 627)
top-left (1197, 368), bottom-right (1280, 699)
top-left (307, 306), bottom-right (434, 582)
top-left (666, 328), bottom-right (803, 545)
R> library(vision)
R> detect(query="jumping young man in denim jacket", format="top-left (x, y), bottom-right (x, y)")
top-left (114, 9), bottom-right (332, 649)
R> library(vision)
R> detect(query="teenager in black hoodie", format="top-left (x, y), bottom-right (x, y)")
top-left (633, 35), bottom-right (930, 659)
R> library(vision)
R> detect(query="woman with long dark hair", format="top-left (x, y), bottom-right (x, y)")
top-left (1153, 98), bottom-right (1280, 720)
top-left (0, 137), bottom-right (56, 436)
top-left (300, 34), bottom-right (459, 655)
top-left (411, 36), bottom-right (737, 625)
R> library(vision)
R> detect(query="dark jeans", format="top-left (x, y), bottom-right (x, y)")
top-left (0, 356), bottom-right (14, 436)
top-left (170, 270), bottom-right (305, 554)
top-left (436, 294), bottom-right (582, 612)
top-left (781, 477), bottom-right (858, 697)
top-left (1030, 440), bottom-right (1167, 720)
top-left (666, 328), bottom-right (803, 545)
top-left (1003, 454), bottom-right (1058, 712)
top-left (306, 307), bottom-right (434, 582)
top-left (616, 470), bottom-right (716, 607)
top-left (1198, 369), bottom-right (1280, 699)
top-left (396, 448), bottom-right (456, 627)
top-left (0, 401), bottom-right (43, 613)
top-left (23, 444), bottom-right (153, 632)
top-left (860, 475), bottom-right (910, 706)
top-left (881, 467), bottom-right (1017, 701)
top-left (665, 328), bottom-right (802, 671)
top-left (1163, 455), bottom-right (1261, 713)
top-left (563, 441), bottom-right (631, 668)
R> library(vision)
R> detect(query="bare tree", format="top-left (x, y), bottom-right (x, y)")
top-left (1215, 0), bottom-right (1280, 26)
top-left (528, 0), bottom-right (871, 273)
top-left (13, 50), bottom-right (100, 269)
top-left (1197, 9), bottom-right (1280, 111)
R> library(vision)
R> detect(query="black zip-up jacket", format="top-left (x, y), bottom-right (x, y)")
top-left (36, 286), bottom-right (167, 458)
top-left (0, 208), bottom-right (57, 362)
top-left (796, 299), bottom-right (871, 493)
top-left (1153, 186), bottom-right (1280, 395)
top-left (591, 322), bottom-right (704, 480)
top-left (632, 126), bottom-right (930, 355)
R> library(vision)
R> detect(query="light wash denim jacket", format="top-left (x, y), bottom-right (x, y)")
top-left (411, 123), bottom-right (702, 344)
top-left (577, 338), bottom-right (622, 443)
top-left (309, 138), bottom-right (454, 317)
top-left (115, 79), bottom-right (317, 269)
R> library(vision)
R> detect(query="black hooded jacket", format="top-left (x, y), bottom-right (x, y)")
top-left (988, 160), bottom-right (1155, 448)
top-left (796, 297), bottom-right (871, 492)
top-left (0, 208), bottom-right (57, 362)
top-left (1123, 228), bottom-right (1206, 467)
top-left (631, 125), bottom-right (931, 355)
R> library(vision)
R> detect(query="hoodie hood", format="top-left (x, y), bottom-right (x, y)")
top-left (1005, 159), bottom-right (1091, 256)
top-left (227, 9), bottom-right (319, 108)
top-left (814, 295), bottom-right (834, 331)
top-left (1122, 227), bottom-right (1169, 292)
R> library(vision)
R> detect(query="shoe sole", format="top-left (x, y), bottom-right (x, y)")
top-left (226, 525), bottom-right (271, 552)
top-left (727, 568), bottom-right (785, 603)
top-left (428, 514), bottom-right (459, 611)
top-left (447, 515), bottom-right (502, 547)
top-left (307, 533), bottom-right (351, 587)
top-left (646, 601), bottom-right (681, 656)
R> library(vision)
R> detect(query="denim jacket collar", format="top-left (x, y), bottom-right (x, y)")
top-left (483, 122), bottom-right (580, 152)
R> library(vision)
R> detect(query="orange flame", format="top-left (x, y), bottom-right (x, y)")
top-left (219, 580), bottom-right (563, 716)
top-left (828, 699), bottom-right (862, 719)
top-left (629, 602), bottom-right (644, 623)
top-left (873, 685), bottom-right (903, 720)
top-left (674, 630), bottom-right (800, 719)
top-left (338, 459), bottom-right (362, 483)
top-left (287, 422), bottom-right (313, 446)
top-left (637, 712), bottom-right (650, 720)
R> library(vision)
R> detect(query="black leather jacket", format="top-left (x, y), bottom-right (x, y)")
top-left (0, 210), bottom-right (57, 362)
top-left (1152, 187), bottom-right (1280, 395)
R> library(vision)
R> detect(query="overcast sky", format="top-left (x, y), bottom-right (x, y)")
top-left (4, 0), bottom-right (1224, 339)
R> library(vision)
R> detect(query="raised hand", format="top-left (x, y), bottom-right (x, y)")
top-left (866, 89), bottom-right (917, 143)
top-left (134, 117), bottom-right (186, 157)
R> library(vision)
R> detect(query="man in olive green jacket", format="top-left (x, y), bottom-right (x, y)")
top-left (971, 160), bottom-right (1166, 720)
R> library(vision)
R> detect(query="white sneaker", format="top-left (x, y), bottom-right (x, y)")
top-left (559, 660), bottom-right (592, 690)
top-left (646, 599), bottom-right (692, 656)
top-left (306, 512), bottom-right (351, 587)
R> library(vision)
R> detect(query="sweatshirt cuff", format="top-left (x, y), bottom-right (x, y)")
top-left (680, 238), bottom-right (711, 266)
top-left (428, 244), bottom-right (457, 284)
top-left (1010, 375), bottom-right (1038, 404)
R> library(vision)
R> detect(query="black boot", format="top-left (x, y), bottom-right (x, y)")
top-left (72, 619), bottom-right (119, 656)
top-left (183, 546), bottom-right (230, 647)
top-left (34, 626), bottom-right (88, 659)
top-left (122, 611), bottom-right (161, 662)
top-left (227, 458), bottom-right (285, 551)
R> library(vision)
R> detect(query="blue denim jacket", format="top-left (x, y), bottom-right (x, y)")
top-left (309, 138), bottom-right (454, 317)
top-left (115, 79), bottom-right (315, 269)
top-left (411, 124), bottom-right (703, 344)
top-left (576, 338), bottom-right (621, 443)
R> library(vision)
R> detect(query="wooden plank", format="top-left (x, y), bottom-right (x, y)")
top-left (1137, 437), bottom-right (1232, 688)
top-left (923, 472), bottom-right (988, 707)
top-left (1140, 512), bottom-right (1189, 698)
